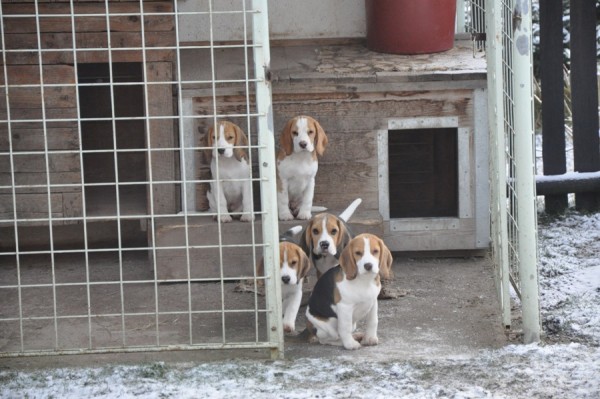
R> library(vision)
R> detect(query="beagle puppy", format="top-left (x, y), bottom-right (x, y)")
top-left (205, 121), bottom-right (254, 223)
top-left (305, 233), bottom-right (393, 350)
top-left (300, 198), bottom-right (362, 278)
top-left (276, 115), bottom-right (328, 221)
top-left (258, 240), bottom-right (311, 333)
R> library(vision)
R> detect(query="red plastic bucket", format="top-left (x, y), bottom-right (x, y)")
top-left (365, 0), bottom-right (457, 55)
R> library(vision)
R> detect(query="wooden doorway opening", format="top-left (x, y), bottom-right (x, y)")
top-left (78, 63), bottom-right (147, 217)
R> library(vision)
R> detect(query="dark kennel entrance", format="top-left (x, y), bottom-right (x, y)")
top-left (388, 127), bottom-right (458, 218)
top-left (78, 63), bottom-right (148, 219)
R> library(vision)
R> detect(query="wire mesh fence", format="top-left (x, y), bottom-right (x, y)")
top-left (484, 0), bottom-right (541, 341)
top-left (0, 0), bottom-right (282, 358)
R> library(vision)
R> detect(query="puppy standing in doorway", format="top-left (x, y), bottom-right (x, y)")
top-left (205, 121), bottom-right (254, 223)
top-left (276, 115), bottom-right (328, 221)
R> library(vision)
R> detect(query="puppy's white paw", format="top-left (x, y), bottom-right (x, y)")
top-left (362, 335), bottom-right (379, 346)
top-left (352, 332), bottom-right (365, 342)
top-left (283, 323), bottom-right (295, 334)
top-left (218, 214), bottom-right (233, 223)
top-left (343, 339), bottom-right (362, 350)
top-left (240, 213), bottom-right (254, 222)
top-left (279, 212), bottom-right (295, 221)
top-left (296, 210), bottom-right (312, 220)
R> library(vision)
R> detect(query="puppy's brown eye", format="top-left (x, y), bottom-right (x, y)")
top-left (227, 136), bottom-right (234, 140)
top-left (308, 130), bottom-right (314, 135)
top-left (292, 131), bottom-right (298, 136)
top-left (355, 251), bottom-right (363, 257)
top-left (331, 229), bottom-right (338, 235)
top-left (373, 249), bottom-right (379, 255)
top-left (291, 260), bottom-right (297, 266)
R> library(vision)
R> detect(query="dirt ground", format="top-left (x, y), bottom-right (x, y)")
top-left (0, 252), bottom-right (508, 368)
top-left (284, 254), bottom-right (508, 361)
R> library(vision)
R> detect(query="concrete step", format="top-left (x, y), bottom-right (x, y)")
top-left (153, 210), bottom-right (383, 281)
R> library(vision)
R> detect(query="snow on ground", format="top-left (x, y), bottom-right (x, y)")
top-left (538, 211), bottom-right (600, 344)
top-left (1, 211), bottom-right (599, 398)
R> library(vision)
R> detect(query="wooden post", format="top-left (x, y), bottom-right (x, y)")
top-left (539, 0), bottom-right (568, 213)
top-left (570, 0), bottom-right (600, 212)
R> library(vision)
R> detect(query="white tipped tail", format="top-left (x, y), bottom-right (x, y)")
top-left (287, 225), bottom-right (303, 235)
top-left (281, 225), bottom-right (303, 241)
top-left (338, 198), bottom-right (362, 222)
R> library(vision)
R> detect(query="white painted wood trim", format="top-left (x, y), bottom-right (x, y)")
top-left (458, 126), bottom-right (472, 218)
top-left (181, 98), bottom-right (196, 213)
top-left (377, 129), bottom-right (390, 221)
top-left (474, 87), bottom-right (490, 248)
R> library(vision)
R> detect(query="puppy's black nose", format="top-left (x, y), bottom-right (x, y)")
top-left (281, 275), bottom-right (291, 284)
top-left (319, 241), bottom-right (329, 249)
top-left (364, 263), bottom-right (373, 271)
top-left (299, 141), bottom-right (307, 149)
top-left (217, 148), bottom-right (225, 155)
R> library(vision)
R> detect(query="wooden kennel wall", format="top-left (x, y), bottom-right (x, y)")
top-left (0, 0), bottom-right (177, 249)
top-left (184, 41), bottom-right (490, 253)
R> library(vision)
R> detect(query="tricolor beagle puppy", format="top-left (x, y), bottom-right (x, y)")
top-left (205, 121), bottom-right (254, 223)
top-left (300, 198), bottom-right (362, 278)
top-left (306, 233), bottom-right (393, 350)
top-left (276, 115), bottom-right (328, 221)
top-left (258, 240), bottom-right (311, 333)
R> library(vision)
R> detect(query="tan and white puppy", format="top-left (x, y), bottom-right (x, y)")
top-left (259, 240), bottom-right (311, 333)
top-left (276, 115), bottom-right (328, 221)
top-left (300, 198), bottom-right (361, 278)
top-left (205, 121), bottom-right (254, 223)
top-left (305, 234), bottom-right (393, 350)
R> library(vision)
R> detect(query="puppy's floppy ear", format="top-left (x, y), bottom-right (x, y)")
top-left (377, 237), bottom-right (393, 280)
top-left (205, 125), bottom-right (215, 162)
top-left (313, 118), bottom-right (328, 157)
top-left (279, 118), bottom-right (295, 156)
top-left (233, 123), bottom-right (249, 162)
top-left (207, 125), bottom-right (215, 147)
top-left (300, 222), bottom-right (314, 257)
top-left (339, 243), bottom-right (358, 281)
top-left (335, 220), bottom-right (351, 258)
top-left (297, 247), bottom-right (312, 280)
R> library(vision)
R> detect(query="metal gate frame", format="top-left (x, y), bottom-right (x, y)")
top-left (483, 0), bottom-right (541, 343)
top-left (0, 0), bottom-right (283, 359)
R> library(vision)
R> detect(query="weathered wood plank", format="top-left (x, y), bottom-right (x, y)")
top-left (146, 62), bottom-right (177, 215)
top-left (0, 183), bottom-right (81, 196)
top-left (0, 186), bottom-right (80, 225)
top-left (5, 107), bottom-right (78, 121)
top-left (0, 124), bottom-right (79, 151)
top-left (62, 191), bottom-right (83, 220)
top-left (4, 65), bottom-right (76, 85)
top-left (383, 218), bottom-right (479, 251)
top-left (0, 192), bottom-right (61, 219)
top-left (4, 49), bottom-right (175, 65)
top-left (4, 31), bottom-right (175, 51)
top-left (7, 86), bottom-right (77, 109)
top-left (3, 14), bottom-right (174, 35)
top-left (0, 153), bottom-right (80, 174)
top-left (2, 2), bottom-right (174, 16)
